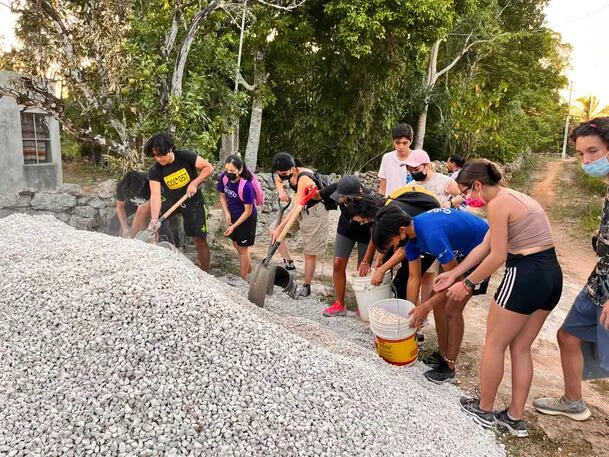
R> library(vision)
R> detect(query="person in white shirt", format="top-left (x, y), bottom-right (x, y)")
top-left (405, 149), bottom-right (463, 208)
top-left (378, 123), bottom-right (414, 196)
top-left (447, 153), bottom-right (465, 180)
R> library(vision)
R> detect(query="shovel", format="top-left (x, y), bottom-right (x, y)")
top-left (135, 193), bottom-right (190, 243)
top-left (248, 187), bottom-right (318, 307)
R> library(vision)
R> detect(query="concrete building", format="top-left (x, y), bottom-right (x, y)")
top-left (0, 71), bottom-right (62, 193)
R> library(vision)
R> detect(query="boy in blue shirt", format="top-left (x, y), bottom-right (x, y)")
top-left (373, 206), bottom-right (489, 383)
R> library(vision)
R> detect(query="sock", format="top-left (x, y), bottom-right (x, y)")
top-left (507, 411), bottom-right (520, 421)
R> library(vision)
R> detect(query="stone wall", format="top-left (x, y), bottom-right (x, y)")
top-left (0, 180), bottom-right (116, 231)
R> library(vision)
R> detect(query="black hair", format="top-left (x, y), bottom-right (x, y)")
top-left (372, 205), bottom-right (412, 252)
top-left (456, 159), bottom-right (502, 187)
top-left (391, 123), bottom-right (414, 140)
top-left (271, 152), bottom-right (296, 172)
top-left (144, 132), bottom-right (175, 156)
top-left (225, 154), bottom-right (253, 180)
top-left (349, 193), bottom-right (385, 220)
top-left (570, 117), bottom-right (609, 148)
top-left (448, 153), bottom-right (465, 167)
top-left (117, 171), bottom-right (147, 198)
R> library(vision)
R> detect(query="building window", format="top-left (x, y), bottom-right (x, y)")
top-left (21, 112), bottom-right (52, 165)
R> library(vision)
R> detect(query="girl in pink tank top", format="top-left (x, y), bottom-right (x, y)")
top-left (433, 159), bottom-right (562, 438)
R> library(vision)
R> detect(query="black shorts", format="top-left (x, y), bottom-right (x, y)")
top-left (229, 213), bottom-right (257, 247)
top-left (162, 195), bottom-right (207, 238)
top-left (494, 247), bottom-right (563, 315)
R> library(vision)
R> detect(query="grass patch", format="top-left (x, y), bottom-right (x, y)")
top-left (500, 427), bottom-right (592, 457)
top-left (549, 162), bottom-right (604, 238)
top-left (508, 152), bottom-right (543, 194)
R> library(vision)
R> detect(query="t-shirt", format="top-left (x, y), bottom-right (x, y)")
top-left (406, 208), bottom-right (489, 264)
top-left (115, 171), bottom-right (150, 207)
top-left (216, 174), bottom-right (257, 221)
top-left (587, 185), bottom-right (609, 307)
top-left (414, 172), bottom-right (455, 205)
top-left (148, 150), bottom-right (202, 203)
top-left (378, 150), bottom-right (413, 196)
top-left (319, 183), bottom-right (371, 244)
top-left (450, 169), bottom-right (461, 180)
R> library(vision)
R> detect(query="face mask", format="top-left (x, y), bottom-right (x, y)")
top-left (582, 154), bottom-right (609, 178)
top-left (225, 172), bottom-right (238, 181)
top-left (411, 171), bottom-right (427, 181)
top-left (279, 172), bottom-right (292, 181)
top-left (465, 184), bottom-right (486, 208)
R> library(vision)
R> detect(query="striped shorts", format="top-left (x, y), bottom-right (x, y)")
top-left (494, 248), bottom-right (563, 315)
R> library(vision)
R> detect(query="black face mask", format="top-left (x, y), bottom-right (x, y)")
top-left (279, 173), bottom-right (292, 181)
top-left (225, 172), bottom-right (238, 181)
top-left (397, 237), bottom-right (408, 247)
top-left (411, 171), bottom-right (427, 181)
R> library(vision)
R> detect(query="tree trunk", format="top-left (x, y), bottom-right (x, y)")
top-left (415, 104), bottom-right (429, 150)
top-left (221, 122), bottom-right (239, 162)
top-left (244, 51), bottom-right (267, 170)
top-left (244, 99), bottom-right (263, 170)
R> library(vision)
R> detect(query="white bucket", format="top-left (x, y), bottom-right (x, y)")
top-left (369, 298), bottom-right (418, 366)
top-left (351, 271), bottom-right (393, 322)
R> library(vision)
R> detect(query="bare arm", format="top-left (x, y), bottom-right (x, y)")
top-left (149, 180), bottom-right (162, 223)
top-left (406, 258), bottom-right (422, 306)
top-left (230, 204), bottom-right (253, 228)
top-left (378, 178), bottom-right (387, 196)
top-left (115, 200), bottom-right (129, 234)
top-left (274, 174), bottom-right (289, 201)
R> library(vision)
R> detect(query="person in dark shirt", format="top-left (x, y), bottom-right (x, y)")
top-left (317, 175), bottom-right (372, 317)
top-left (534, 118), bottom-right (609, 422)
top-left (144, 133), bottom-right (214, 271)
top-left (107, 171), bottom-right (150, 237)
top-left (217, 155), bottom-right (258, 280)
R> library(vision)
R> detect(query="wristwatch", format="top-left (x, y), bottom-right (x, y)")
top-left (463, 277), bottom-right (476, 290)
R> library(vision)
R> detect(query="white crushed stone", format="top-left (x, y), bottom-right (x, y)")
top-left (0, 214), bottom-right (506, 457)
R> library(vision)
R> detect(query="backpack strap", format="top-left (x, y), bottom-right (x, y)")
top-left (237, 178), bottom-right (247, 202)
top-left (296, 170), bottom-right (320, 188)
top-left (222, 174), bottom-right (228, 188)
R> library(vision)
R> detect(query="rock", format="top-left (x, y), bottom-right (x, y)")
top-left (72, 206), bottom-right (99, 219)
top-left (87, 197), bottom-right (108, 209)
top-left (96, 180), bottom-right (117, 200)
top-left (30, 192), bottom-right (77, 212)
top-left (68, 214), bottom-right (100, 230)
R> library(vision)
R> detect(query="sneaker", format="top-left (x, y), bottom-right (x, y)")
top-left (459, 397), bottom-right (495, 428)
top-left (494, 409), bottom-right (528, 438)
top-left (424, 359), bottom-right (456, 384)
top-left (323, 300), bottom-right (347, 317)
top-left (533, 395), bottom-right (591, 421)
top-left (298, 283), bottom-right (311, 298)
top-left (417, 331), bottom-right (425, 347)
top-left (283, 259), bottom-right (296, 271)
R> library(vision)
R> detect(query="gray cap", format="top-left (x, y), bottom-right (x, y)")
top-left (330, 175), bottom-right (362, 202)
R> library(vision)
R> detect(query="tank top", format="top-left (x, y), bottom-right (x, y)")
top-left (504, 190), bottom-right (553, 252)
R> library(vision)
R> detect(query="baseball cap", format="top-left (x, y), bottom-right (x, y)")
top-left (404, 149), bottom-right (431, 167)
top-left (330, 175), bottom-right (362, 202)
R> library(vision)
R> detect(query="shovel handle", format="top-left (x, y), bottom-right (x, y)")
top-left (158, 192), bottom-right (191, 223)
top-left (273, 186), bottom-right (318, 244)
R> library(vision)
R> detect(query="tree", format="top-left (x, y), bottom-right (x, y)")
top-left (573, 95), bottom-right (609, 122)
top-left (1, 0), bottom-right (304, 168)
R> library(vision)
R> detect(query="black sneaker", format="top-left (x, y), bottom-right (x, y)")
top-left (298, 283), bottom-right (311, 298)
top-left (459, 397), bottom-right (495, 428)
top-left (423, 359), bottom-right (455, 384)
top-left (283, 259), bottom-right (296, 271)
top-left (494, 409), bottom-right (528, 438)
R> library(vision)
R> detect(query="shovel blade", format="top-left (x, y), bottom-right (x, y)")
top-left (248, 262), bottom-right (272, 308)
top-left (273, 266), bottom-right (297, 298)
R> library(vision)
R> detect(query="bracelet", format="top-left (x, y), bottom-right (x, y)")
top-left (463, 277), bottom-right (476, 290)
top-left (360, 261), bottom-right (369, 265)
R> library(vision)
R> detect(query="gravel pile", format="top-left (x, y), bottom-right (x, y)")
top-left (0, 214), bottom-right (505, 457)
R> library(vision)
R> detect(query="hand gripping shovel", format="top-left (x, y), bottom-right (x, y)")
top-left (248, 187), bottom-right (318, 307)
top-left (135, 192), bottom-right (190, 243)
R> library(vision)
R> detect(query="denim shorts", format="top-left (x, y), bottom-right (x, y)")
top-left (563, 287), bottom-right (609, 372)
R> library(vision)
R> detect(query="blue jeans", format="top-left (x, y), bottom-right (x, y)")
top-left (563, 288), bottom-right (609, 372)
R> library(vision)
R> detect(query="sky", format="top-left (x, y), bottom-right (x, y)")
top-left (1, 1), bottom-right (608, 106)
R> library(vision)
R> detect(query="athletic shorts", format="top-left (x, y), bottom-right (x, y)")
top-left (563, 288), bottom-right (609, 372)
top-left (494, 247), bottom-right (562, 314)
top-left (161, 195), bottom-right (207, 238)
top-left (271, 203), bottom-right (328, 256)
top-left (334, 233), bottom-right (368, 261)
top-left (229, 213), bottom-right (257, 247)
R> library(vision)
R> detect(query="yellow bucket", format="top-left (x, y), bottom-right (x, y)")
top-left (374, 333), bottom-right (418, 366)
